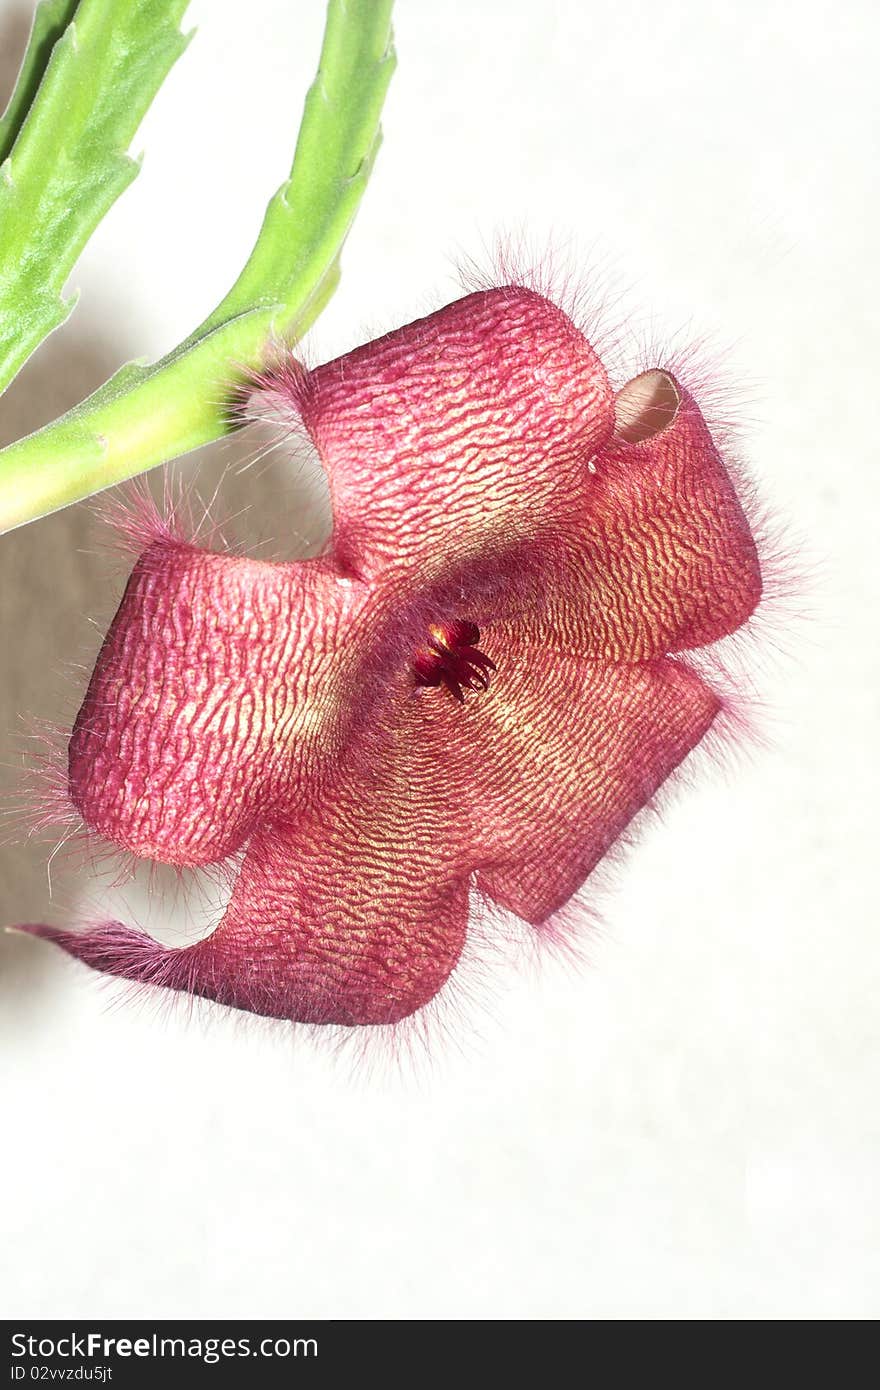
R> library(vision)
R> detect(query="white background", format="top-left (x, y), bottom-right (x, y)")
top-left (1, 0), bottom-right (878, 1320)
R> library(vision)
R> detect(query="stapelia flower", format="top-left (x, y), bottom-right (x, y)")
top-left (22, 287), bottom-right (762, 1026)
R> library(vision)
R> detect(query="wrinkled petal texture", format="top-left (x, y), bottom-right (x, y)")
top-left (283, 287), bottom-right (615, 584)
top-left (558, 374), bottom-right (762, 660)
top-left (68, 545), bottom-right (370, 865)
top-left (37, 286), bottom-right (763, 1027)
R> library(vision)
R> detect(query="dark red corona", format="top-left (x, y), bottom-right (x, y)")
top-left (411, 619), bottom-right (497, 702)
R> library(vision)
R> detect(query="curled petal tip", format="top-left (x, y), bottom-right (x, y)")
top-left (6, 923), bottom-right (55, 940)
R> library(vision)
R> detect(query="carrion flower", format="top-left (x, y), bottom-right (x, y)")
top-left (19, 286), bottom-right (762, 1026)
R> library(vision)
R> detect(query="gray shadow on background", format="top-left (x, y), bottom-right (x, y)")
top-left (0, 4), bottom-right (332, 1027)
top-left (0, 310), bottom-right (137, 1021)
top-left (0, 2), bottom-right (114, 1021)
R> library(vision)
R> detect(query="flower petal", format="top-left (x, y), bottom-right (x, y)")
top-left (69, 540), bottom-right (368, 865)
top-left (24, 867), bottom-right (467, 1028)
top-left (190, 825), bottom-right (469, 1026)
top-left (275, 287), bottom-right (614, 583)
top-left (411, 626), bottom-right (721, 923)
top-left (547, 372), bottom-right (762, 660)
top-left (29, 626), bottom-right (719, 1020)
top-left (31, 694), bottom-right (472, 1025)
top-left (197, 629), bottom-right (722, 1009)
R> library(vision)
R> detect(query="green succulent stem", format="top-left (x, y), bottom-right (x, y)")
top-left (0, 0), bottom-right (80, 163)
top-left (0, 0), bottom-right (396, 533)
top-left (0, 0), bottom-right (192, 393)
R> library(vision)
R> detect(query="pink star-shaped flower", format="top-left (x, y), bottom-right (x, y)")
top-left (21, 286), bottom-right (762, 1025)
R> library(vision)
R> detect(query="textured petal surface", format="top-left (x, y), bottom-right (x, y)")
top-left (410, 626), bottom-right (721, 922)
top-left (21, 288), bottom-right (765, 1028)
top-left (540, 373), bottom-right (762, 661)
top-left (69, 541), bottom-right (368, 865)
top-left (35, 674), bottom-right (474, 1024)
top-left (283, 286), bottom-right (614, 583)
top-left (191, 765), bottom-right (470, 1025)
top-left (32, 635), bottom-right (717, 1024)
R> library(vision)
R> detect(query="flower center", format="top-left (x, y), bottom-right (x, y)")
top-left (411, 619), bottom-right (496, 702)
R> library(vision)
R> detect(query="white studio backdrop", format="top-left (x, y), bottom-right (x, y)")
top-left (0, 0), bottom-right (877, 1319)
